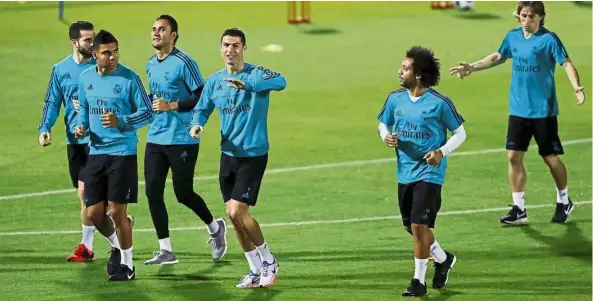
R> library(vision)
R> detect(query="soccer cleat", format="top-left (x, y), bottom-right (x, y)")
top-left (552, 198), bottom-right (574, 224)
top-left (67, 243), bottom-right (95, 262)
top-left (109, 264), bottom-right (135, 281)
top-left (402, 278), bottom-right (427, 297)
top-left (207, 218), bottom-right (228, 260)
top-left (259, 258), bottom-right (279, 288)
top-left (432, 251), bottom-right (457, 289)
top-left (500, 205), bottom-right (528, 225)
top-left (144, 249), bottom-right (179, 265)
top-left (107, 247), bottom-right (121, 276)
top-left (235, 271), bottom-right (261, 289)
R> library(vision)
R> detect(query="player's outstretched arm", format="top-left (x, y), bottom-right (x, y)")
top-left (449, 52), bottom-right (507, 79)
top-left (226, 66), bottom-right (286, 93)
top-left (561, 59), bottom-right (585, 106)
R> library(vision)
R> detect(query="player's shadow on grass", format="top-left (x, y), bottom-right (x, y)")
top-left (295, 23), bottom-right (341, 35)
top-left (430, 289), bottom-right (464, 301)
top-left (450, 12), bottom-right (501, 20)
top-left (241, 289), bottom-right (281, 301)
top-left (520, 221), bottom-right (592, 264)
top-left (574, 1), bottom-right (592, 8)
top-left (277, 249), bottom-right (410, 262)
top-left (53, 260), bottom-right (153, 301)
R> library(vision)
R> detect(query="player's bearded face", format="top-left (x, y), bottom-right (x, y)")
top-left (518, 7), bottom-right (542, 32)
top-left (75, 30), bottom-right (95, 58)
top-left (221, 36), bottom-right (245, 66)
top-left (398, 58), bottom-right (415, 89)
top-left (94, 43), bottom-right (119, 71)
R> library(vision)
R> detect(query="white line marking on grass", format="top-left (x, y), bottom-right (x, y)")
top-left (0, 201), bottom-right (590, 236)
top-left (1, 138), bottom-right (590, 201)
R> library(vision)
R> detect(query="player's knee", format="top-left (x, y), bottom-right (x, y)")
top-left (542, 154), bottom-right (560, 167)
top-left (507, 151), bottom-right (524, 166)
top-left (86, 206), bottom-right (103, 223)
top-left (411, 223), bottom-right (428, 236)
top-left (226, 202), bottom-right (248, 223)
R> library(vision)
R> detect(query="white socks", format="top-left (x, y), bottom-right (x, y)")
top-left (105, 232), bottom-right (120, 249)
top-left (244, 249), bottom-right (262, 274)
top-left (429, 240), bottom-right (447, 264)
top-left (121, 247), bottom-right (134, 270)
top-left (159, 238), bottom-right (172, 252)
top-left (413, 257), bottom-right (429, 284)
top-left (255, 242), bottom-right (275, 263)
top-left (512, 192), bottom-right (525, 210)
top-left (557, 187), bottom-right (569, 205)
top-left (81, 224), bottom-right (95, 250)
top-left (207, 219), bottom-right (220, 235)
top-left (513, 188), bottom-right (569, 209)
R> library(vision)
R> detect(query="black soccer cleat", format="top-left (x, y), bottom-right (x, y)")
top-left (500, 205), bottom-right (528, 225)
top-left (107, 247), bottom-right (121, 276)
top-left (109, 264), bottom-right (135, 281)
top-left (432, 251), bottom-right (457, 289)
top-left (551, 198), bottom-right (574, 224)
top-left (402, 278), bottom-right (427, 297)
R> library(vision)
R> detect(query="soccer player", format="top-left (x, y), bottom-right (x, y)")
top-left (189, 28), bottom-right (286, 289)
top-left (75, 30), bottom-right (153, 281)
top-left (377, 46), bottom-right (466, 296)
top-left (37, 21), bottom-right (98, 262)
top-left (449, 1), bottom-right (585, 225)
top-left (144, 14), bottom-right (227, 265)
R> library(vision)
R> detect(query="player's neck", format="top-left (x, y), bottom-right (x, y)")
top-left (408, 86), bottom-right (428, 97)
top-left (97, 65), bottom-right (117, 76)
top-left (156, 45), bottom-right (175, 60)
top-left (226, 61), bottom-right (245, 75)
top-left (523, 26), bottom-right (540, 39)
top-left (72, 51), bottom-right (92, 64)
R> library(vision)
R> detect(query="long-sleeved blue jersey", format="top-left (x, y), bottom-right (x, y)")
top-left (146, 48), bottom-right (205, 145)
top-left (191, 63), bottom-right (286, 157)
top-left (78, 64), bottom-right (153, 155)
top-left (38, 55), bottom-right (96, 144)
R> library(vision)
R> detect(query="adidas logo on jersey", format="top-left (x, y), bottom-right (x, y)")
top-left (87, 84), bottom-right (94, 91)
top-left (216, 84), bottom-right (223, 91)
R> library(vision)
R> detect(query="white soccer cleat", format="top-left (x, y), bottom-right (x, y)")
top-left (235, 272), bottom-right (260, 289)
top-left (259, 257), bottom-right (279, 288)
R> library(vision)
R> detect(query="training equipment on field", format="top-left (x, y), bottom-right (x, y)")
top-left (288, 1), bottom-right (310, 24)
top-left (452, 1), bottom-right (475, 11)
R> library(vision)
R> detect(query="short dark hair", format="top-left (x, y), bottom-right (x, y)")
top-left (515, 1), bottom-right (546, 26)
top-left (406, 46), bottom-right (441, 88)
top-left (92, 30), bottom-right (118, 50)
top-left (220, 28), bottom-right (246, 45)
top-left (69, 21), bottom-right (94, 40)
top-left (156, 14), bottom-right (179, 44)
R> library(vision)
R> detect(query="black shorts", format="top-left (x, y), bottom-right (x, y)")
top-left (219, 153), bottom-right (268, 206)
top-left (398, 181), bottom-right (442, 228)
top-left (66, 144), bottom-right (89, 188)
top-left (84, 154), bottom-right (138, 207)
top-left (506, 115), bottom-right (564, 157)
